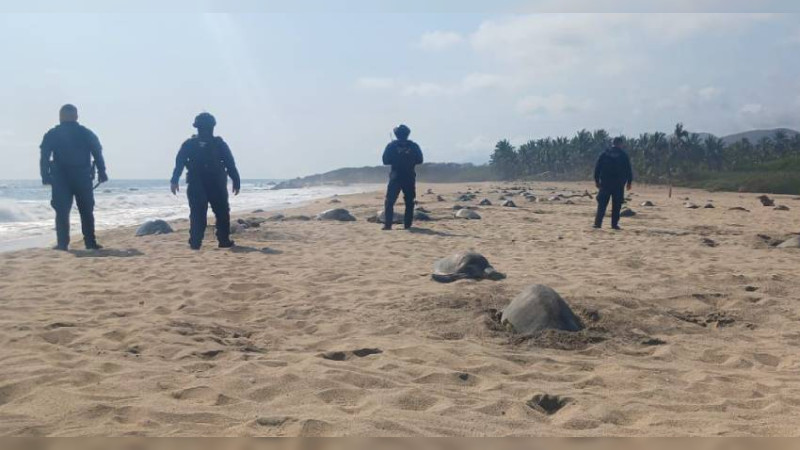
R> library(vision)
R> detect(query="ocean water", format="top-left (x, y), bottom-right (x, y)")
top-left (0, 179), bottom-right (377, 251)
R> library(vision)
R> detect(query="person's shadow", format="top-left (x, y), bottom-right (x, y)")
top-left (70, 248), bottom-right (144, 258)
top-left (406, 227), bottom-right (464, 238)
top-left (229, 246), bottom-right (283, 255)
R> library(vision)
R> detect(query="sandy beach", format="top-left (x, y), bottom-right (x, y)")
top-left (0, 181), bottom-right (799, 436)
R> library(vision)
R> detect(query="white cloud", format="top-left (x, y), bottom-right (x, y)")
top-left (740, 103), bottom-right (764, 114)
top-left (371, 73), bottom-right (511, 97)
top-left (516, 94), bottom-right (592, 116)
top-left (419, 31), bottom-right (464, 51)
top-left (470, 14), bottom-right (774, 78)
top-left (356, 77), bottom-right (396, 89)
top-left (698, 86), bottom-right (722, 100)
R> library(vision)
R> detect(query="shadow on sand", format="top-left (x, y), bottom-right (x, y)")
top-left (229, 246), bottom-right (283, 255)
top-left (406, 227), bottom-right (465, 238)
top-left (70, 248), bottom-right (145, 258)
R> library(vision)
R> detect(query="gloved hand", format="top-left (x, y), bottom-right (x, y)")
top-left (98, 171), bottom-right (109, 183)
top-left (42, 176), bottom-right (51, 186)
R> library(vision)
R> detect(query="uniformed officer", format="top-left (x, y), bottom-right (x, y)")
top-left (40, 104), bottom-right (108, 250)
top-left (170, 113), bottom-right (240, 249)
top-left (381, 124), bottom-right (424, 230)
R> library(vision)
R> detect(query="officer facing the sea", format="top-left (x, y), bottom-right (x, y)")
top-left (39, 104), bottom-right (108, 251)
top-left (381, 124), bottom-right (424, 230)
top-left (170, 113), bottom-right (240, 250)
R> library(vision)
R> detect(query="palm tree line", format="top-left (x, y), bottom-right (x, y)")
top-left (489, 123), bottom-right (800, 183)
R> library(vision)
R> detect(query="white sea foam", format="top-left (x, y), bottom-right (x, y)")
top-left (0, 180), bottom-right (379, 250)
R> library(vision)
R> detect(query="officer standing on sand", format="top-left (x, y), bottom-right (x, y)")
top-left (40, 104), bottom-right (108, 251)
top-left (170, 113), bottom-right (240, 250)
top-left (593, 136), bottom-right (634, 230)
top-left (382, 124), bottom-right (424, 230)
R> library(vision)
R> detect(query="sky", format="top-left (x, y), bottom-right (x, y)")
top-left (1, 1), bottom-right (799, 180)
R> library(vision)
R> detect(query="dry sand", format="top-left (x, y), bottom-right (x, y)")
top-left (0, 181), bottom-right (799, 437)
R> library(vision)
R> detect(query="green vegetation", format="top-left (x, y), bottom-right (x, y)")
top-left (489, 124), bottom-right (800, 194)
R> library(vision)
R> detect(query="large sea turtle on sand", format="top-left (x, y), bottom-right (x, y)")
top-left (454, 209), bottom-right (481, 220)
top-left (431, 251), bottom-right (506, 283)
top-left (778, 236), bottom-right (800, 248)
top-left (136, 219), bottom-right (173, 236)
top-left (500, 284), bottom-right (583, 334)
top-left (316, 208), bottom-right (356, 221)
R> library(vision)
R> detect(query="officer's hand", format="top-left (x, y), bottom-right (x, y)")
top-left (42, 178), bottom-right (51, 186)
top-left (232, 186), bottom-right (240, 196)
top-left (98, 172), bottom-right (109, 183)
top-left (171, 182), bottom-right (180, 195)
top-left (627, 183), bottom-right (632, 191)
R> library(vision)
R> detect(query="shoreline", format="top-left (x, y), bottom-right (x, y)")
top-left (0, 184), bottom-right (383, 254)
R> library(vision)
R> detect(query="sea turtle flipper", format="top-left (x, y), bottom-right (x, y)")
top-left (432, 273), bottom-right (461, 283)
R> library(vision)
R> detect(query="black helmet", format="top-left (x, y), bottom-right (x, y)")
top-left (193, 112), bottom-right (217, 129)
top-left (393, 124), bottom-right (411, 139)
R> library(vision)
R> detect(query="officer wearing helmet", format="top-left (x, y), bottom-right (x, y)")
top-left (381, 124), bottom-right (424, 230)
top-left (170, 112), bottom-right (241, 249)
top-left (39, 104), bottom-right (108, 251)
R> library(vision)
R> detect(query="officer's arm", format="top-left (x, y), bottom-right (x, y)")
top-left (382, 143), bottom-right (394, 165)
top-left (219, 140), bottom-right (241, 192)
top-left (624, 153), bottom-right (633, 185)
top-left (170, 144), bottom-right (189, 185)
top-left (87, 129), bottom-right (107, 176)
top-left (415, 144), bottom-right (424, 165)
top-left (39, 132), bottom-right (53, 184)
top-left (593, 155), bottom-right (603, 186)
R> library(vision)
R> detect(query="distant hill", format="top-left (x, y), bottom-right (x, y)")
top-left (720, 128), bottom-right (799, 146)
top-left (687, 128), bottom-right (799, 145)
top-left (272, 162), bottom-right (495, 189)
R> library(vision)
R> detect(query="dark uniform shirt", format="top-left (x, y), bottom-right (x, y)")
top-left (382, 139), bottom-right (423, 179)
top-left (594, 146), bottom-right (633, 188)
top-left (39, 122), bottom-right (106, 180)
top-left (170, 136), bottom-right (241, 190)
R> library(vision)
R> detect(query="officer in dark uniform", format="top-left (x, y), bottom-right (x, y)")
top-left (40, 104), bottom-right (108, 251)
top-left (170, 112), bottom-right (240, 249)
top-left (381, 124), bottom-right (424, 230)
top-left (593, 137), bottom-right (634, 230)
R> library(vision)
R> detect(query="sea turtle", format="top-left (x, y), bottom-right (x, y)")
top-left (431, 251), bottom-right (505, 283)
top-left (479, 199), bottom-right (493, 206)
top-left (684, 202), bottom-right (699, 209)
top-left (758, 195), bottom-right (775, 207)
top-left (456, 193), bottom-right (476, 202)
top-left (454, 209), bottom-right (481, 220)
top-left (135, 219), bottom-right (173, 236)
top-left (640, 201), bottom-right (655, 207)
top-left (316, 208), bottom-right (356, 221)
top-left (619, 208), bottom-right (635, 217)
top-left (775, 205), bottom-right (790, 211)
top-left (237, 217), bottom-right (266, 228)
top-left (704, 203), bottom-right (715, 209)
top-left (778, 236), bottom-right (800, 248)
top-left (502, 200), bottom-right (517, 208)
top-left (436, 195), bottom-right (446, 202)
top-left (500, 284), bottom-right (583, 334)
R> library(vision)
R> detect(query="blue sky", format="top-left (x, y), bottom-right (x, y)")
top-left (1, 2), bottom-right (799, 179)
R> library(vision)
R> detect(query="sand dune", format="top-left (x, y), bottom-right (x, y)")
top-left (0, 181), bottom-right (799, 436)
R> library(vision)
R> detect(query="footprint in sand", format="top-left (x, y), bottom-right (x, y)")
top-left (319, 348), bottom-right (382, 361)
top-left (527, 393), bottom-right (571, 415)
